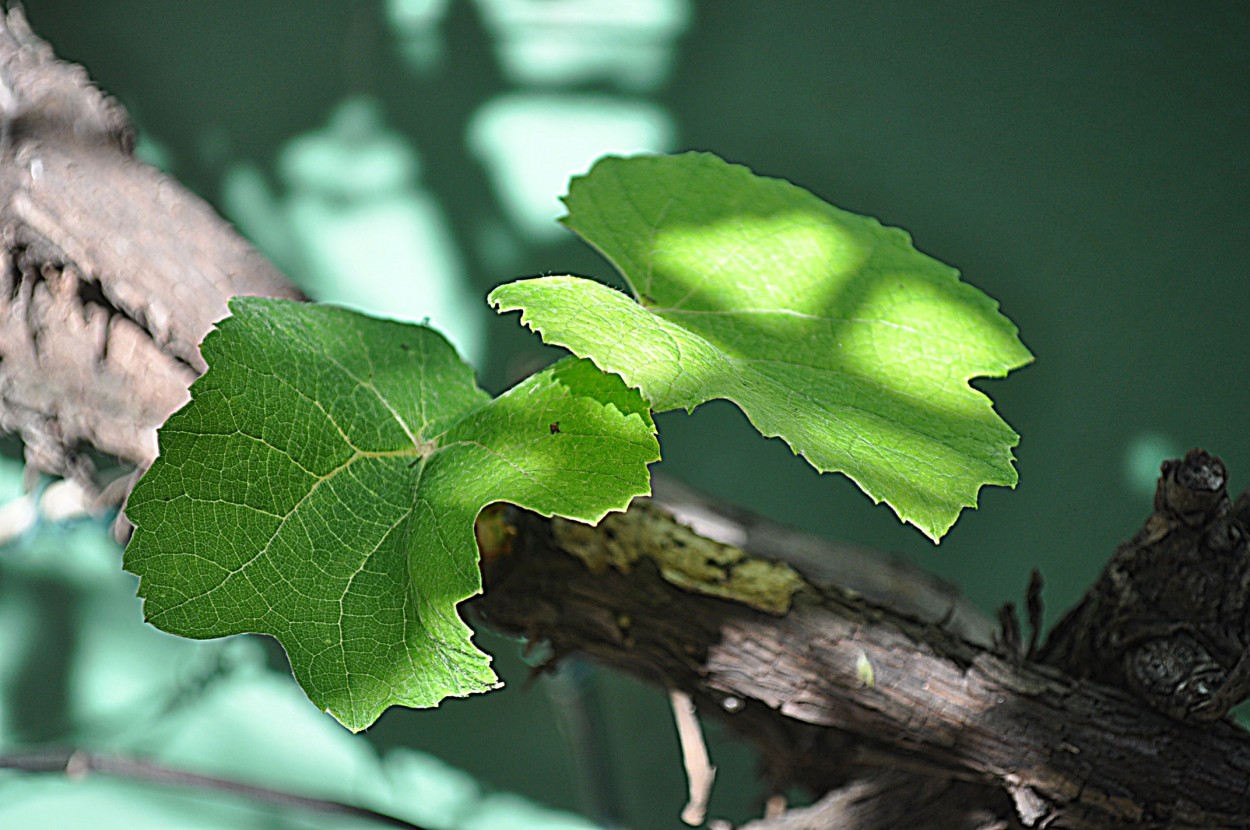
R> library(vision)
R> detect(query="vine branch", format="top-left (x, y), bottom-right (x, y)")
top-left (474, 500), bottom-right (1250, 829)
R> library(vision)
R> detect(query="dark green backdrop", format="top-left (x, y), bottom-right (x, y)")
top-left (4, 3), bottom-right (1248, 828)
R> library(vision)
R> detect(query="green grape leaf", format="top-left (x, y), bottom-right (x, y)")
top-left (490, 152), bottom-right (1032, 541)
top-left (124, 297), bottom-right (658, 731)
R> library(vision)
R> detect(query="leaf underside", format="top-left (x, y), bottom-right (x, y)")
top-left (490, 152), bottom-right (1033, 540)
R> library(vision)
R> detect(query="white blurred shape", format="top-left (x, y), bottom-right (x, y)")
top-left (275, 97), bottom-right (485, 366)
top-left (387, 0), bottom-right (453, 72)
top-left (468, 93), bottom-right (674, 243)
top-left (39, 478), bottom-right (95, 524)
top-left (0, 493), bottom-right (37, 546)
top-left (1124, 431), bottom-right (1182, 499)
top-left (472, 0), bottom-right (691, 91)
top-left (371, 750), bottom-right (481, 829)
top-left (220, 163), bottom-right (299, 273)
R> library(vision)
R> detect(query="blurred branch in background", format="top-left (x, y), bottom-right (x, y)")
top-left (0, 749), bottom-right (432, 830)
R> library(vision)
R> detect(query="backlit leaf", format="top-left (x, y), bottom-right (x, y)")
top-left (490, 152), bottom-right (1032, 540)
top-left (125, 298), bottom-right (658, 730)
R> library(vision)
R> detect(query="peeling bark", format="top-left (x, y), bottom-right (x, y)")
top-left (0, 7), bottom-right (299, 497)
top-left (477, 503), bottom-right (1250, 828)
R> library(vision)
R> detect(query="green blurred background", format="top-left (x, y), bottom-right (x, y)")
top-left (2, 1), bottom-right (1247, 828)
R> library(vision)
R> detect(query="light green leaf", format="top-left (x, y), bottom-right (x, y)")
top-left (490, 152), bottom-right (1032, 540)
top-left (125, 298), bottom-right (657, 731)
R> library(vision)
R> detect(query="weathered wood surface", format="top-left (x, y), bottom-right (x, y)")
top-left (0, 7), bottom-right (299, 497)
top-left (476, 504), bottom-right (1250, 829)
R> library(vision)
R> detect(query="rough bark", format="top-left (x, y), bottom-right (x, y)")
top-left (474, 502), bottom-right (1250, 829)
top-left (0, 7), bottom-right (300, 503)
top-left (3, 8), bottom-right (1249, 829)
top-left (1039, 449), bottom-right (1250, 724)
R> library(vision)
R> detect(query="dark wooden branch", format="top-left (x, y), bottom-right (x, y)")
top-left (475, 501), bottom-right (1250, 829)
top-left (733, 772), bottom-right (1018, 830)
top-left (0, 7), bottom-right (299, 496)
top-left (1039, 449), bottom-right (1250, 724)
top-left (4, 8), bottom-right (1249, 830)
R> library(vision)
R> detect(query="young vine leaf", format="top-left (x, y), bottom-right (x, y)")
top-left (490, 152), bottom-right (1033, 541)
top-left (124, 298), bottom-right (658, 731)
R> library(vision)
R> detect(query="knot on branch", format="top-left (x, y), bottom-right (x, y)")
top-left (1040, 448), bottom-right (1250, 722)
top-left (0, 7), bottom-right (299, 519)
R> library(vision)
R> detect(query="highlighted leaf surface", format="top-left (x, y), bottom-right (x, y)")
top-left (490, 152), bottom-right (1032, 540)
top-left (125, 298), bottom-right (657, 730)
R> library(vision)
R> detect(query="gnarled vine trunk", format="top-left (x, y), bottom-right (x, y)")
top-left (0, 7), bottom-right (300, 511)
top-left (2, 9), bottom-right (1247, 828)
